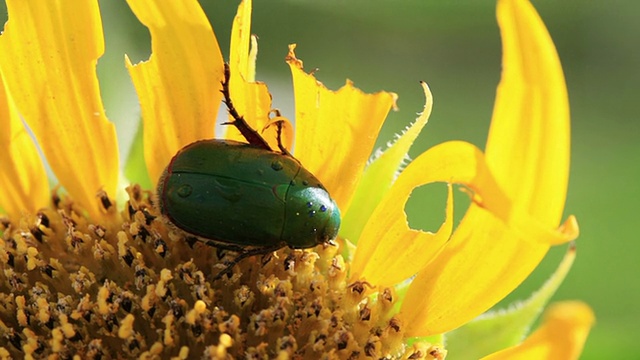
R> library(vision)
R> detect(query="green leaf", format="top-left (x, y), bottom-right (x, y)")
top-left (443, 243), bottom-right (577, 358)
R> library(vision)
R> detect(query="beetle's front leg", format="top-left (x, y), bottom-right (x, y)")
top-left (273, 116), bottom-right (293, 157)
top-left (221, 63), bottom-right (271, 151)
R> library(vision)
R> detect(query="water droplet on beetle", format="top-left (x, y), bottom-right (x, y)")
top-left (320, 205), bottom-right (327, 212)
top-left (271, 161), bottom-right (283, 171)
top-left (308, 210), bottom-right (316, 217)
top-left (306, 201), bottom-right (313, 208)
top-left (177, 184), bottom-right (192, 198)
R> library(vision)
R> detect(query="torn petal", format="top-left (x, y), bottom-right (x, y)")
top-left (350, 184), bottom-right (453, 288)
top-left (227, 0), bottom-right (273, 142)
top-left (351, 140), bottom-right (502, 287)
top-left (286, 46), bottom-right (397, 213)
top-left (342, 82), bottom-right (433, 244)
top-left (126, 0), bottom-right (224, 185)
top-left (398, 0), bottom-right (578, 336)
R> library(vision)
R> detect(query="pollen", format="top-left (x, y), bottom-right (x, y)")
top-left (0, 185), bottom-right (445, 358)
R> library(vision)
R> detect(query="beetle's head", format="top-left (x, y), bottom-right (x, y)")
top-left (318, 196), bottom-right (341, 244)
top-left (282, 186), bottom-right (341, 248)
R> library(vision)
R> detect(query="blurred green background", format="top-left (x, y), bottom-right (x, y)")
top-left (4, 0), bottom-right (637, 358)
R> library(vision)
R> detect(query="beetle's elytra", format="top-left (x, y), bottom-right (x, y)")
top-left (158, 139), bottom-right (341, 248)
top-left (156, 64), bottom-right (340, 278)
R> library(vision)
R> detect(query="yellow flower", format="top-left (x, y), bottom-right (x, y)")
top-left (0, 0), bottom-right (593, 358)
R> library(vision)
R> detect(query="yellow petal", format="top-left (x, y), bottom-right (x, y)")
top-left (0, 70), bottom-right (49, 219)
top-left (226, 0), bottom-right (273, 143)
top-left (487, 0), bottom-right (570, 226)
top-left (401, 205), bottom-right (548, 336)
top-left (286, 46), bottom-right (397, 213)
top-left (342, 82), bottom-right (432, 243)
top-left (351, 140), bottom-right (505, 287)
top-left (352, 184), bottom-right (453, 288)
top-left (398, 0), bottom-right (577, 336)
top-left (0, 0), bottom-right (118, 219)
top-left (481, 301), bottom-right (595, 360)
top-left (126, 0), bottom-right (224, 186)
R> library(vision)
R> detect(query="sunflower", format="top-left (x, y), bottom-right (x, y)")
top-left (0, 0), bottom-right (593, 358)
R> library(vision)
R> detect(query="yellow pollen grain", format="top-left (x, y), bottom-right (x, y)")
top-left (16, 296), bottom-right (27, 327)
top-left (51, 328), bottom-right (64, 352)
top-left (195, 299), bottom-right (206, 313)
top-left (141, 286), bottom-right (156, 312)
top-left (97, 286), bottom-right (110, 315)
top-left (26, 246), bottom-right (38, 270)
top-left (36, 297), bottom-right (50, 324)
top-left (178, 346), bottom-right (189, 359)
top-left (220, 333), bottom-right (233, 347)
top-left (117, 231), bottom-right (128, 257)
top-left (162, 314), bottom-right (175, 346)
top-left (215, 333), bottom-right (233, 358)
top-left (15, 233), bottom-right (28, 254)
top-left (22, 328), bottom-right (37, 356)
top-left (118, 314), bottom-right (135, 339)
top-left (59, 314), bottom-right (76, 338)
top-left (150, 342), bottom-right (164, 355)
top-left (186, 300), bottom-right (207, 324)
top-left (155, 269), bottom-right (173, 297)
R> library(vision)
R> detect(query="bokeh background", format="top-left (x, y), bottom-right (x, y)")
top-left (3, 0), bottom-right (637, 358)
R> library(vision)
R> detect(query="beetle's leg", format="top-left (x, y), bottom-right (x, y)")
top-left (212, 243), bottom-right (284, 280)
top-left (221, 63), bottom-right (271, 150)
top-left (274, 119), bottom-right (293, 157)
top-left (197, 237), bottom-right (248, 253)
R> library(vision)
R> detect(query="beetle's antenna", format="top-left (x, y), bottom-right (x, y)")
top-left (221, 63), bottom-right (271, 151)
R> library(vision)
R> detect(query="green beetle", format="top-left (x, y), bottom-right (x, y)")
top-left (157, 64), bottom-right (340, 278)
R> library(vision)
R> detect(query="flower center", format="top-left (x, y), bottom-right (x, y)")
top-left (0, 185), bottom-right (445, 358)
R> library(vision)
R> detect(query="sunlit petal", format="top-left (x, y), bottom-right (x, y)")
top-left (0, 71), bottom-right (49, 219)
top-left (0, 0), bottom-right (118, 219)
top-left (445, 245), bottom-right (577, 358)
top-left (481, 301), bottom-right (595, 360)
top-left (398, 0), bottom-right (577, 336)
top-left (226, 0), bottom-right (273, 143)
top-left (286, 46), bottom-right (397, 213)
top-left (487, 0), bottom-right (570, 226)
top-left (352, 184), bottom-right (453, 288)
top-left (126, 0), bottom-right (224, 185)
top-left (401, 205), bottom-right (547, 336)
top-left (342, 82), bottom-right (432, 244)
top-left (351, 140), bottom-right (505, 287)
